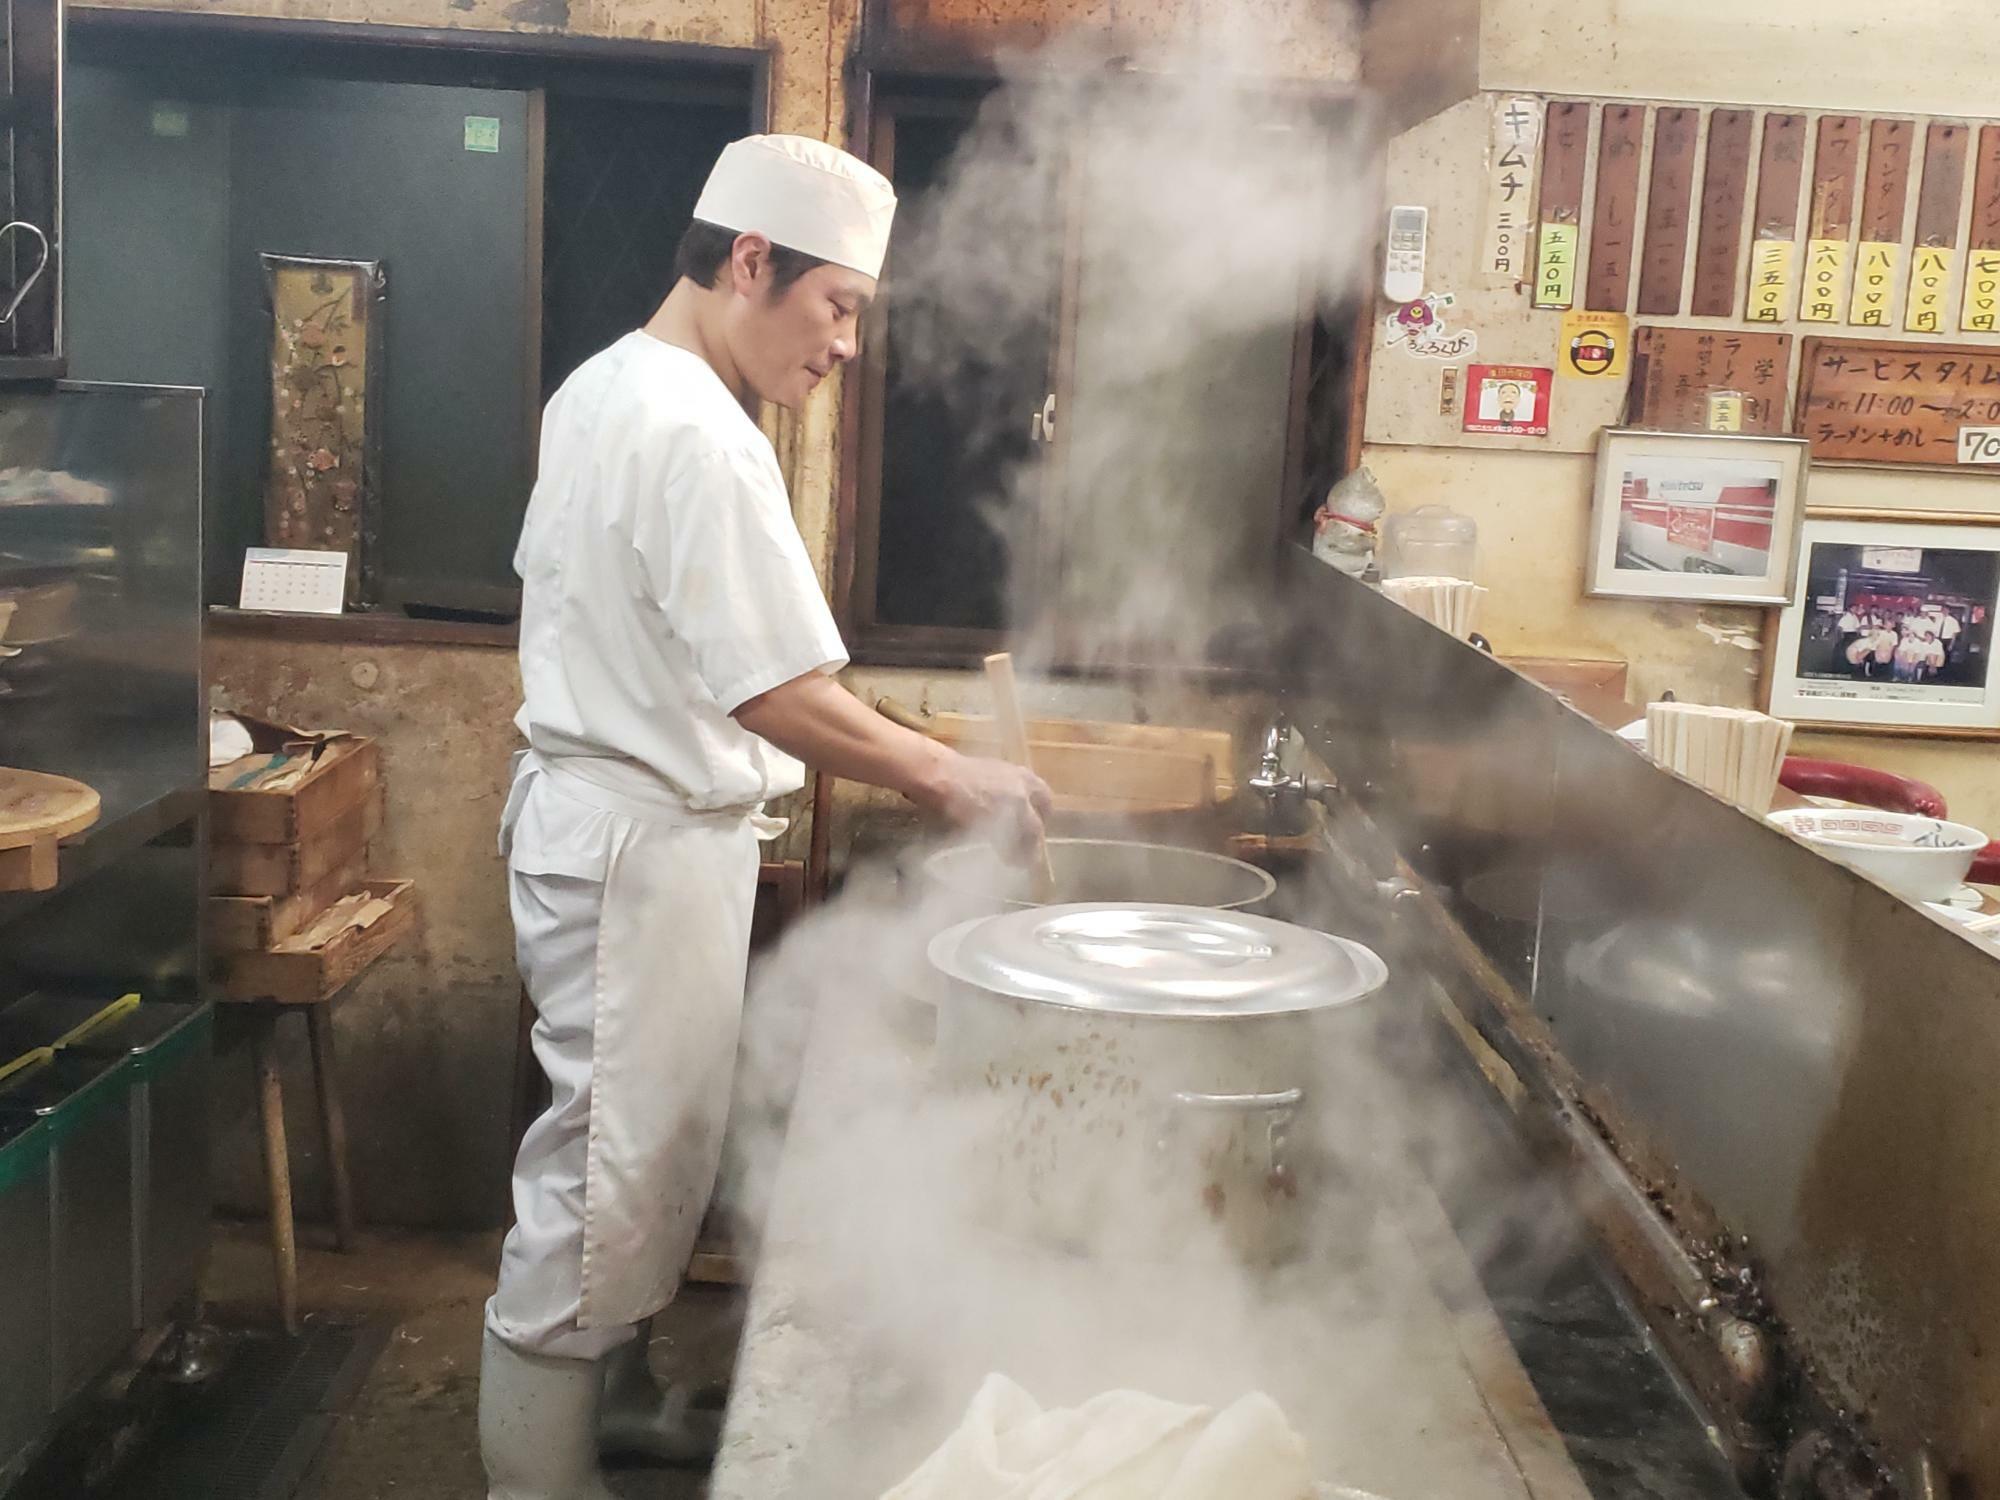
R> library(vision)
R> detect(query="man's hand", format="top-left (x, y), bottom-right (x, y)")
top-left (733, 672), bottom-right (1053, 845)
top-left (912, 750), bottom-right (1053, 850)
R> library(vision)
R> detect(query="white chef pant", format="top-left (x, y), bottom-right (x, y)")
top-left (484, 789), bottom-right (756, 1361)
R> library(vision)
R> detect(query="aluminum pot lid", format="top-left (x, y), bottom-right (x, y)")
top-left (928, 902), bottom-right (1388, 1018)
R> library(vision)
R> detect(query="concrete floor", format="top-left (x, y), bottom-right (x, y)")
top-left (205, 1221), bottom-right (746, 1500)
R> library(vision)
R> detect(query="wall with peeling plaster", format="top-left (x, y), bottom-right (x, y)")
top-left (1367, 0), bottom-right (2000, 121)
top-left (1362, 90), bottom-right (2000, 841)
top-left (1479, 0), bottom-right (2000, 119)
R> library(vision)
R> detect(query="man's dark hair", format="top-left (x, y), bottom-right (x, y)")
top-left (672, 220), bottom-right (825, 296)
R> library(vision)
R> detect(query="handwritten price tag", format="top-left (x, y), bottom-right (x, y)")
top-left (1959, 426), bottom-right (2000, 464)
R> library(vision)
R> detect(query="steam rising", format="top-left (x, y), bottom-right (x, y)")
top-left (880, 30), bottom-right (1376, 669)
top-left (711, 26), bottom-right (1577, 1497)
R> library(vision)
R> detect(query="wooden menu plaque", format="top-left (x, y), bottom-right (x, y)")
top-left (1915, 123), bottom-right (1970, 246)
top-left (1973, 126), bottom-right (2000, 254)
top-left (1628, 326), bottom-right (1792, 435)
top-left (1533, 100), bottom-right (1590, 309)
top-left (1803, 116), bottom-right (1861, 325)
top-left (1688, 111), bottom-right (1752, 318)
top-left (1637, 107), bottom-right (1700, 316)
top-left (1966, 126), bottom-right (2000, 333)
top-left (1754, 114), bottom-right (1809, 239)
top-left (1691, 108), bottom-right (1753, 317)
top-left (1587, 104), bottom-right (1645, 312)
top-left (1860, 119), bottom-right (1915, 242)
top-left (1796, 337), bottom-right (2000, 465)
top-left (1809, 117), bottom-right (1862, 239)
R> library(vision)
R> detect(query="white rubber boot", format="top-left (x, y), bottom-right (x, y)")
top-left (478, 1330), bottom-right (619, 1500)
top-left (596, 1322), bottom-right (725, 1468)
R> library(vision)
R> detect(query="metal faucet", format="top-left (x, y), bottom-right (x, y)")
top-left (1246, 717), bottom-right (1336, 836)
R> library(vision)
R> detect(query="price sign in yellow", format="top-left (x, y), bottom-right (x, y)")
top-left (1963, 248), bottom-right (2000, 333)
top-left (1850, 241), bottom-right (1900, 326)
top-left (1803, 239), bottom-right (1848, 323)
top-left (1706, 392), bottom-right (1745, 432)
top-left (1746, 240), bottom-right (1794, 323)
top-left (1905, 246), bottom-right (1956, 333)
top-left (1535, 222), bottom-right (1577, 309)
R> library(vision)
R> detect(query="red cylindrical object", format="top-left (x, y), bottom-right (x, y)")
top-left (1777, 757), bottom-right (1948, 818)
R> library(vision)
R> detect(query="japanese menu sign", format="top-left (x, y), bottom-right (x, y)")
top-left (1796, 337), bottom-right (2000, 466)
top-left (1478, 97), bottom-right (1540, 287)
top-left (1533, 101), bottom-right (1588, 309)
top-left (1964, 126), bottom-right (2000, 333)
top-left (1627, 326), bottom-right (1792, 435)
top-left (1803, 117), bottom-right (1861, 325)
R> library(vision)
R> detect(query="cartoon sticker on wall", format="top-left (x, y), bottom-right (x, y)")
top-left (1463, 364), bottom-right (1554, 436)
top-left (1384, 293), bottom-right (1477, 360)
top-left (1559, 310), bottom-right (1629, 379)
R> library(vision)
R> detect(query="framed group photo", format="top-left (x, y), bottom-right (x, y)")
top-left (1585, 429), bottom-right (1810, 606)
top-left (1765, 516), bottom-right (2000, 736)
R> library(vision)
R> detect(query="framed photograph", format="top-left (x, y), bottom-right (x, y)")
top-left (1586, 428), bottom-right (1809, 605)
top-left (1766, 516), bottom-right (2000, 736)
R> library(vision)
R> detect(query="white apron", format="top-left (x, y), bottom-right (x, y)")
top-left (494, 750), bottom-right (780, 1346)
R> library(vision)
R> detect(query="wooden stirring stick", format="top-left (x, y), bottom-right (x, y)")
top-left (983, 651), bottom-right (1057, 898)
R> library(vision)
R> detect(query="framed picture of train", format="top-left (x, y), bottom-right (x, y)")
top-left (1585, 428), bottom-right (1810, 606)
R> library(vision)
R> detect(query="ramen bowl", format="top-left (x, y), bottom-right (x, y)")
top-left (1768, 808), bottom-right (1987, 903)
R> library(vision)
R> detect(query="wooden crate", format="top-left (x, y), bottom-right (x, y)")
top-left (210, 736), bottom-right (380, 845)
top-left (210, 788), bottom-right (383, 898)
top-left (222, 880), bottom-right (418, 1004)
top-left (208, 851), bottom-right (370, 953)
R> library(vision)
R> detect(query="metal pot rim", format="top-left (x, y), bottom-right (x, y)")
top-left (928, 902), bottom-right (1388, 1019)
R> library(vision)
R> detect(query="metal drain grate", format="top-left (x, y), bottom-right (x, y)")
top-left (14, 1317), bottom-right (394, 1500)
top-left (133, 1318), bottom-right (391, 1500)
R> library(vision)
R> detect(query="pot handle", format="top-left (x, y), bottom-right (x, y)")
top-left (1167, 1088), bottom-right (1305, 1198)
top-left (1170, 1088), bottom-right (1303, 1112)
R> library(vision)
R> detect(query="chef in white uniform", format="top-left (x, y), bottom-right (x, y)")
top-left (481, 134), bottom-right (1051, 1500)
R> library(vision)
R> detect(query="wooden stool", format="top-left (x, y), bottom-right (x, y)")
top-left (220, 996), bottom-right (359, 1336)
top-left (216, 880), bottom-right (417, 1333)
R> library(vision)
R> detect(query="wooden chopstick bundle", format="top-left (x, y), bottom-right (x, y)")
top-left (1379, 576), bottom-right (1488, 641)
top-left (1643, 702), bottom-right (1794, 814)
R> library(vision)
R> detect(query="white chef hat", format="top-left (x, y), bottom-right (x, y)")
top-left (692, 134), bottom-right (898, 280)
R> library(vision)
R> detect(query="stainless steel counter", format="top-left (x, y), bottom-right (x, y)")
top-left (1274, 546), bottom-right (2000, 1495)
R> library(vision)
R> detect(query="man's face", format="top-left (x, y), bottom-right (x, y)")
top-left (722, 236), bottom-right (877, 409)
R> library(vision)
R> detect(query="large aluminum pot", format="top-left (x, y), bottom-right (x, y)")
top-left (929, 903), bottom-right (1387, 1266)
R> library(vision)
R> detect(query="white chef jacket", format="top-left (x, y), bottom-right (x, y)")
top-left (513, 331), bottom-right (848, 817)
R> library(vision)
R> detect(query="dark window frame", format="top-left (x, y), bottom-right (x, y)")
top-left (836, 61), bottom-right (1376, 675)
top-left (67, 7), bottom-right (770, 620)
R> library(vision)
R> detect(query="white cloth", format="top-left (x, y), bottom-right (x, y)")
top-left (208, 713), bottom-right (254, 769)
top-left (486, 756), bottom-right (762, 1359)
top-left (883, 1375), bottom-right (1319, 1500)
top-left (513, 330), bottom-right (848, 814)
top-left (694, 133), bottom-right (897, 278)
